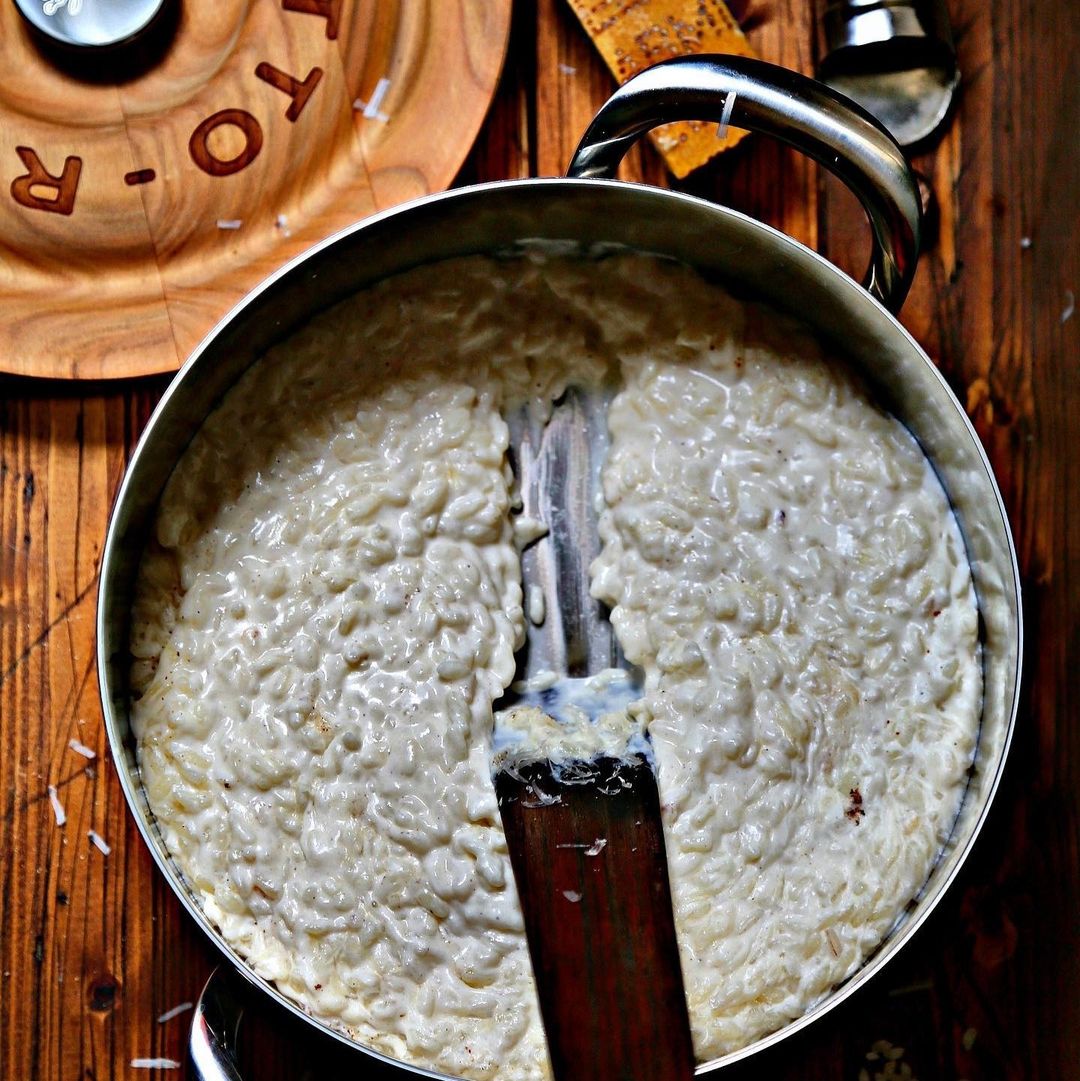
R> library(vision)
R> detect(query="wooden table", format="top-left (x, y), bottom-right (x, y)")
top-left (2, 2), bottom-right (1076, 1078)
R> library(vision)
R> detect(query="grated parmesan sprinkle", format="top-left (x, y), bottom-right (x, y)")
top-left (717, 90), bottom-right (737, 139)
top-left (354, 76), bottom-right (391, 121)
top-left (88, 830), bottom-right (111, 855)
top-left (156, 1002), bottom-right (194, 1023)
top-left (216, 219), bottom-right (242, 231)
top-left (68, 738), bottom-right (96, 759)
top-left (131, 1059), bottom-right (181, 1069)
top-left (47, 785), bottom-right (66, 826)
top-left (556, 838), bottom-right (607, 853)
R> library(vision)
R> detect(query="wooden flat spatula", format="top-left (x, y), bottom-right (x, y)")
top-left (496, 385), bottom-right (695, 1079)
top-left (496, 756), bottom-right (695, 1081)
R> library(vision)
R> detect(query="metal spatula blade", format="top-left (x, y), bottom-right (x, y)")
top-left (507, 384), bottom-right (625, 679)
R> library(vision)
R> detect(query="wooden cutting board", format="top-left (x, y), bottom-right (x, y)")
top-left (0, 0), bottom-right (511, 380)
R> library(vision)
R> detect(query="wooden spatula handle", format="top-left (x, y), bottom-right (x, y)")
top-left (497, 757), bottom-right (696, 1081)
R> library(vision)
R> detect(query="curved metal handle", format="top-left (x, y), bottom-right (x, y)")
top-left (189, 968), bottom-right (245, 1081)
top-left (567, 54), bottom-right (921, 313)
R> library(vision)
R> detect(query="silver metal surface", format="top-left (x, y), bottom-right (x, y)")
top-left (822, 0), bottom-right (954, 53)
top-left (189, 969), bottom-right (244, 1081)
top-left (15, 0), bottom-right (170, 50)
top-left (98, 57), bottom-right (1021, 1081)
top-left (567, 54), bottom-right (921, 313)
top-left (819, 0), bottom-right (959, 147)
top-left (507, 386), bottom-right (623, 679)
top-left (498, 385), bottom-right (642, 732)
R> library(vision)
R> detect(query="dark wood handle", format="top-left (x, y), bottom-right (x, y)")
top-left (497, 757), bottom-right (696, 1081)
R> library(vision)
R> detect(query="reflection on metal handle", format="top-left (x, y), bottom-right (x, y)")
top-left (189, 968), bottom-right (245, 1081)
top-left (567, 54), bottom-right (921, 313)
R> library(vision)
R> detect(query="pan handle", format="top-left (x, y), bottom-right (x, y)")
top-left (566, 54), bottom-right (921, 314)
top-left (189, 968), bottom-right (244, 1081)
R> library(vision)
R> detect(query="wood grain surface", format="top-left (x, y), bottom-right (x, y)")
top-left (0, 0), bottom-right (510, 380)
top-left (2, 0), bottom-right (1077, 1078)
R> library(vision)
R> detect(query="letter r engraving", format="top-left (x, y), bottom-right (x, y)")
top-left (11, 147), bottom-right (82, 215)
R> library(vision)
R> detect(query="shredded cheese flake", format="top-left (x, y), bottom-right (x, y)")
top-left (717, 90), bottom-right (737, 139)
top-left (354, 77), bottom-right (391, 121)
top-left (156, 1002), bottom-right (194, 1023)
top-left (130, 1059), bottom-right (181, 1069)
top-left (88, 830), bottom-right (111, 855)
top-left (47, 785), bottom-right (66, 827)
top-left (68, 738), bottom-right (97, 759)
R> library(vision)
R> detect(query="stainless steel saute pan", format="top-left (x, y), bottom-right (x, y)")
top-left (97, 55), bottom-right (1021, 1080)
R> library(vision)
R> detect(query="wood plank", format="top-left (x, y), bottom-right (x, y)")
top-left (814, 1), bottom-right (1079, 1078)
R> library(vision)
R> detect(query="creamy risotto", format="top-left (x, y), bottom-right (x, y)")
top-left (130, 252), bottom-right (980, 1078)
